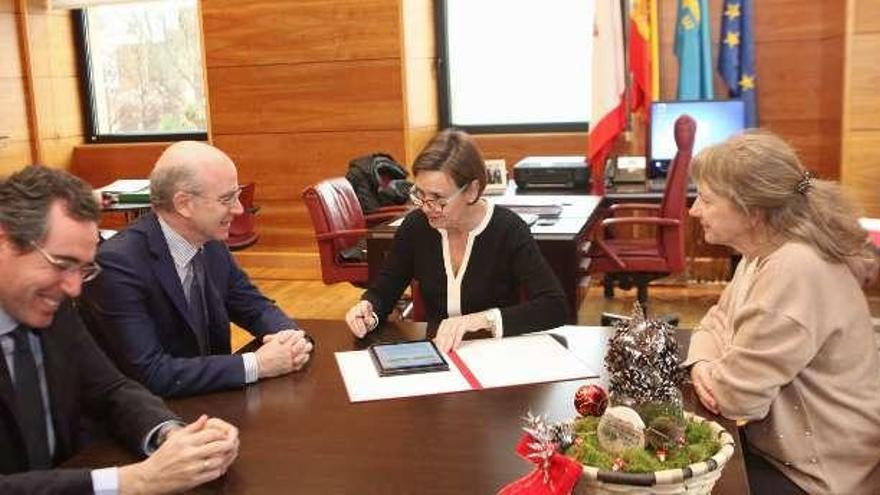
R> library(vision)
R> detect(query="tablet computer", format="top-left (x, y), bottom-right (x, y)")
top-left (368, 340), bottom-right (449, 376)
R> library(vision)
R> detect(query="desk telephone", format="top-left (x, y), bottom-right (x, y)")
top-left (604, 156), bottom-right (647, 185)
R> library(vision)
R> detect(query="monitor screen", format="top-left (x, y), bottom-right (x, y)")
top-left (649, 100), bottom-right (746, 178)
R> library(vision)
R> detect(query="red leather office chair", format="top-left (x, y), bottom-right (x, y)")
top-left (586, 114), bottom-right (697, 307)
top-left (227, 182), bottom-right (260, 250)
top-left (302, 177), bottom-right (406, 287)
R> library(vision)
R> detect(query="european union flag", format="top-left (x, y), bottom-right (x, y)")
top-left (675, 0), bottom-right (713, 100)
top-left (719, 0), bottom-right (758, 127)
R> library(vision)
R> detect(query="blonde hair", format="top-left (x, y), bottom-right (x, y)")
top-left (690, 130), bottom-right (871, 263)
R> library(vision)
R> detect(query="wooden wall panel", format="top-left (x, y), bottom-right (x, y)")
top-left (208, 60), bottom-right (403, 135)
top-left (756, 41), bottom-right (840, 122)
top-left (0, 14), bottom-right (22, 77)
top-left (201, 0), bottom-right (399, 67)
top-left (848, 33), bottom-right (880, 130)
top-left (401, 0), bottom-right (434, 60)
top-left (28, 11), bottom-right (77, 78)
top-left (34, 76), bottom-right (83, 139)
top-left (841, 0), bottom-right (880, 217)
top-left (2, 4), bottom-right (83, 172)
top-left (403, 58), bottom-right (437, 130)
top-left (0, 77), bottom-right (30, 140)
top-left (762, 119), bottom-right (840, 178)
top-left (212, 130), bottom-right (405, 200)
top-left (71, 143), bottom-right (167, 189)
top-left (842, 131), bottom-right (880, 216)
top-left (405, 126), bottom-right (435, 165)
top-left (752, 0), bottom-right (844, 41)
top-left (0, 141), bottom-right (30, 176)
top-left (854, 0), bottom-right (880, 32)
top-left (474, 133), bottom-right (588, 171)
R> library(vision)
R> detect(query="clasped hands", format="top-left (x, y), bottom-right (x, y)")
top-left (345, 300), bottom-right (490, 353)
top-left (255, 329), bottom-right (313, 379)
top-left (119, 415), bottom-right (239, 495)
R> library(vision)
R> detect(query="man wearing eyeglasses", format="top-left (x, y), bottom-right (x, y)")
top-left (0, 165), bottom-right (239, 493)
top-left (81, 141), bottom-right (313, 398)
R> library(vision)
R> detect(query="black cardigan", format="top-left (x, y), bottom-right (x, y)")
top-left (363, 205), bottom-right (568, 335)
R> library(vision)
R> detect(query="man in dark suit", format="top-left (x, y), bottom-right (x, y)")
top-left (0, 165), bottom-right (239, 493)
top-left (82, 141), bottom-right (313, 398)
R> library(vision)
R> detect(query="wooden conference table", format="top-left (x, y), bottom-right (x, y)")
top-left (67, 320), bottom-right (749, 494)
top-left (367, 192), bottom-right (603, 322)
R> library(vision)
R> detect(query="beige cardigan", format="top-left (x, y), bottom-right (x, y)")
top-left (686, 241), bottom-right (880, 494)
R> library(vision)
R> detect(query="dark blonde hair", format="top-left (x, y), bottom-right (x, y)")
top-left (691, 130), bottom-right (871, 262)
top-left (412, 129), bottom-right (487, 200)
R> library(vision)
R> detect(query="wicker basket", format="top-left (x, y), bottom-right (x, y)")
top-left (573, 413), bottom-right (736, 495)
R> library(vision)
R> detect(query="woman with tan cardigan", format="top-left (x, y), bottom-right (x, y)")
top-left (684, 131), bottom-right (880, 494)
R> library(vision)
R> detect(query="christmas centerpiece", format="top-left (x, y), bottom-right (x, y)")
top-left (500, 304), bottom-right (735, 495)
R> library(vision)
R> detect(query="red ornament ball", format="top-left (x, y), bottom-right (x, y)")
top-left (574, 384), bottom-right (608, 417)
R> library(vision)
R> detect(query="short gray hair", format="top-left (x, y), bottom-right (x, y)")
top-left (149, 163), bottom-right (202, 212)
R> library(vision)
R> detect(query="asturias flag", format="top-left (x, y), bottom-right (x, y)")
top-left (675, 0), bottom-right (713, 100)
top-left (719, 0), bottom-right (758, 127)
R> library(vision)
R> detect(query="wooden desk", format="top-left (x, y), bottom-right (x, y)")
top-left (66, 320), bottom-right (749, 494)
top-left (367, 193), bottom-right (602, 323)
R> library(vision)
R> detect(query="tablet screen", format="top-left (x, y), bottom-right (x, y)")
top-left (369, 341), bottom-right (449, 376)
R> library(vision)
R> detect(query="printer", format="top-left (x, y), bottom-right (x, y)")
top-left (513, 156), bottom-right (590, 189)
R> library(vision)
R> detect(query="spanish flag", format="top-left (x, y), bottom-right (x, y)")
top-left (588, 0), bottom-right (625, 195)
top-left (629, 0), bottom-right (660, 115)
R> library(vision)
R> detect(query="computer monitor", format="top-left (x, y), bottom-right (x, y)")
top-left (648, 100), bottom-right (746, 178)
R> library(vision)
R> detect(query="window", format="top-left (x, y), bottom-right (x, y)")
top-left (76, 0), bottom-right (207, 142)
top-left (436, 0), bottom-right (595, 133)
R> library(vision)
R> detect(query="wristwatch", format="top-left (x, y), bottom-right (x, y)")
top-left (484, 310), bottom-right (500, 336)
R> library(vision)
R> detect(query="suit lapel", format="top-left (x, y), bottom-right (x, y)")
top-left (144, 215), bottom-right (202, 339)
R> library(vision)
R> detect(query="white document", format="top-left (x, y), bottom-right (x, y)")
top-left (454, 334), bottom-right (594, 388)
top-left (859, 217), bottom-right (880, 232)
top-left (335, 351), bottom-right (471, 402)
top-left (335, 333), bottom-right (597, 403)
top-left (97, 179), bottom-right (150, 193)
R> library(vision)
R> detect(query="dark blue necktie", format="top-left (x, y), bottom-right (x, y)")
top-left (188, 250), bottom-right (209, 355)
top-left (11, 326), bottom-right (52, 469)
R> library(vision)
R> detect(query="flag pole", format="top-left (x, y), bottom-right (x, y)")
top-left (622, 0), bottom-right (633, 141)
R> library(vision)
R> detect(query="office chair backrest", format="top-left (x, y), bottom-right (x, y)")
top-left (658, 114), bottom-right (696, 273)
top-left (302, 177), bottom-right (369, 286)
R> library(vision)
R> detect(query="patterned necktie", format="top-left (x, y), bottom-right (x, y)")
top-left (10, 326), bottom-right (52, 469)
top-left (188, 250), bottom-right (209, 355)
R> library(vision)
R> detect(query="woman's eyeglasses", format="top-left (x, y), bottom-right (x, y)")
top-left (30, 241), bottom-right (102, 282)
top-left (409, 183), bottom-right (468, 211)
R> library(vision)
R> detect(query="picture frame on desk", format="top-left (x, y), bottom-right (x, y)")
top-left (484, 159), bottom-right (508, 195)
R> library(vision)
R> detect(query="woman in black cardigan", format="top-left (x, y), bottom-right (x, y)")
top-left (344, 129), bottom-right (568, 352)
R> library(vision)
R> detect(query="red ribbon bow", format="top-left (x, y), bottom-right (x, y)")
top-left (497, 434), bottom-right (582, 495)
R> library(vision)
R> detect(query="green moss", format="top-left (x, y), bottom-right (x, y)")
top-left (563, 417), bottom-right (722, 473)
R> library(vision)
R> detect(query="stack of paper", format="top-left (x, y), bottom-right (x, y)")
top-left (98, 179), bottom-right (151, 204)
top-left (335, 333), bottom-right (597, 403)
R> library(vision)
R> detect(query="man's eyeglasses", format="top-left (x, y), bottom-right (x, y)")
top-left (30, 241), bottom-right (102, 282)
top-left (193, 185), bottom-right (243, 208)
top-left (409, 183), bottom-right (468, 211)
